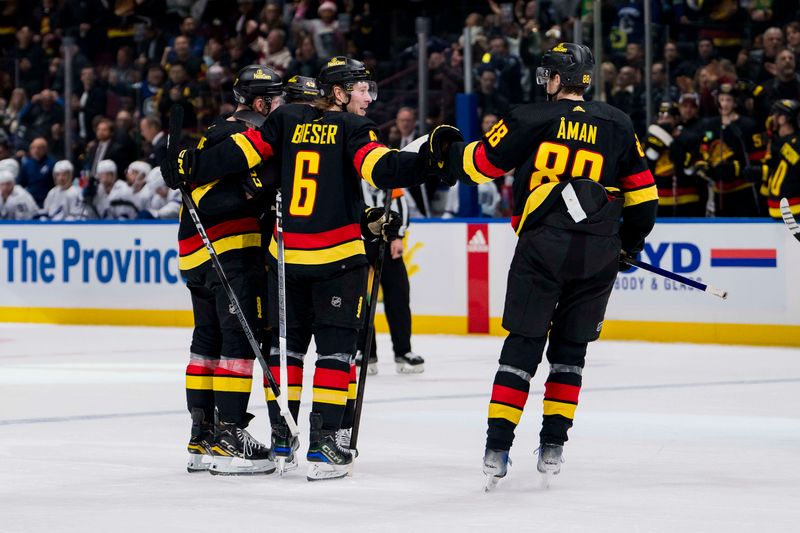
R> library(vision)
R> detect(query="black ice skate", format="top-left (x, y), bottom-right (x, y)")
top-left (187, 408), bottom-right (214, 473)
top-left (209, 413), bottom-right (276, 476)
top-left (483, 448), bottom-right (510, 492)
top-left (271, 422), bottom-right (300, 475)
top-left (536, 443), bottom-right (564, 487)
top-left (395, 352), bottom-right (424, 374)
top-left (306, 413), bottom-right (352, 481)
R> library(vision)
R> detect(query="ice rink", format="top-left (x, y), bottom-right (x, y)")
top-left (1, 324), bottom-right (799, 532)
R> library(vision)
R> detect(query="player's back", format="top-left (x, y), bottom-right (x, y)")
top-left (265, 104), bottom-right (370, 274)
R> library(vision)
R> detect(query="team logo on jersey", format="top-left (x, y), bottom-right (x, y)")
top-left (331, 296), bottom-right (342, 308)
top-left (369, 130), bottom-right (378, 141)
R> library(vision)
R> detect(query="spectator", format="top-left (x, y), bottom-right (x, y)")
top-left (287, 35), bottom-right (322, 78)
top-left (678, 38), bottom-right (716, 80)
top-left (163, 34), bottom-right (204, 77)
top-left (113, 110), bottom-right (138, 172)
top-left (663, 41), bottom-right (682, 85)
top-left (17, 89), bottom-right (63, 147)
top-left (197, 65), bottom-right (234, 126)
top-left (1, 88), bottom-right (28, 139)
top-left (786, 21), bottom-right (800, 66)
top-left (135, 64), bottom-right (166, 117)
top-left (476, 67), bottom-right (510, 117)
top-left (755, 48), bottom-right (800, 125)
top-left (294, 1), bottom-right (345, 59)
top-left (157, 63), bottom-right (198, 130)
top-left (171, 16), bottom-right (206, 57)
top-left (77, 67), bottom-right (107, 143)
top-left (394, 107), bottom-right (417, 149)
top-left (260, 2), bottom-right (285, 33)
top-left (610, 65), bottom-right (646, 136)
top-left (485, 35), bottom-right (523, 103)
top-left (84, 159), bottom-right (137, 220)
top-left (42, 159), bottom-right (83, 220)
top-left (140, 115), bottom-right (167, 168)
top-left (14, 27), bottom-right (46, 97)
top-left (0, 158), bottom-right (39, 220)
top-left (84, 118), bottom-right (127, 177)
top-left (19, 137), bottom-right (55, 207)
top-left (743, 27), bottom-right (785, 83)
top-left (263, 29), bottom-right (292, 77)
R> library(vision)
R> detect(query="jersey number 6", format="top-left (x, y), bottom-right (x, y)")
top-left (289, 151), bottom-right (320, 216)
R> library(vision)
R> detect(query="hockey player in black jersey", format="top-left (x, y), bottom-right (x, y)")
top-left (438, 43), bottom-right (657, 489)
top-left (762, 99), bottom-right (800, 219)
top-left (175, 65), bottom-right (283, 476)
top-left (163, 56), bottom-right (457, 480)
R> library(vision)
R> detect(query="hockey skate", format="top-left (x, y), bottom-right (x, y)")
top-left (355, 351), bottom-right (378, 375)
top-left (186, 408), bottom-right (214, 473)
top-left (209, 413), bottom-right (276, 476)
top-left (306, 413), bottom-right (352, 481)
top-left (483, 448), bottom-right (510, 492)
top-left (395, 352), bottom-right (424, 374)
top-left (271, 422), bottom-right (300, 475)
top-left (536, 443), bottom-right (564, 488)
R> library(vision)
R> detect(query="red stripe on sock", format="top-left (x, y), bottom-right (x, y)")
top-left (491, 384), bottom-right (529, 409)
top-left (313, 367), bottom-right (349, 390)
top-left (544, 382), bottom-right (581, 403)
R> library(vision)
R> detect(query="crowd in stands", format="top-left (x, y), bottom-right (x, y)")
top-left (1, 1), bottom-right (799, 220)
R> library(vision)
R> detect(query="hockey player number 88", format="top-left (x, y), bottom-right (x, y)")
top-left (290, 151), bottom-right (320, 216)
top-left (529, 142), bottom-right (604, 189)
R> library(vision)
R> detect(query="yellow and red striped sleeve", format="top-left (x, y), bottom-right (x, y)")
top-left (618, 169), bottom-right (658, 208)
top-left (352, 141), bottom-right (394, 188)
top-left (460, 141), bottom-right (508, 184)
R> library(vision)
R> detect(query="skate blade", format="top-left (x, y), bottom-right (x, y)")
top-left (395, 363), bottom-right (424, 374)
top-left (277, 456), bottom-right (298, 476)
top-left (306, 462), bottom-right (350, 481)
top-left (484, 474), bottom-right (502, 492)
top-left (186, 453), bottom-right (213, 473)
top-left (209, 456), bottom-right (276, 476)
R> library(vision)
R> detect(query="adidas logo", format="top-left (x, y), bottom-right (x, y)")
top-left (467, 229), bottom-right (489, 253)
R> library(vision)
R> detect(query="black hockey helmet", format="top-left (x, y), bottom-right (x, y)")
top-left (536, 42), bottom-right (595, 89)
top-left (232, 65), bottom-right (284, 107)
top-left (285, 75), bottom-right (320, 103)
top-left (770, 99), bottom-right (800, 124)
top-left (318, 56), bottom-right (377, 100)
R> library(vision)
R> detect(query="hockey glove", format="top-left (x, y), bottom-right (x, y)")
top-left (361, 207), bottom-right (401, 242)
top-left (241, 170), bottom-right (265, 199)
top-left (427, 125), bottom-right (464, 185)
top-left (618, 248), bottom-right (641, 272)
top-left (161, 148), bottom-right (196, 190)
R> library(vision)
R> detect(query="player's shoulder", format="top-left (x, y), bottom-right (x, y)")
top-left (585, 101), bottom-right (635, 130)
top-left (324, 110), bottom-right (378, 130)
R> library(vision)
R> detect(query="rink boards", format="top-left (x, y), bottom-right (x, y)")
top-left (0, 218), bottom-right (796, 346)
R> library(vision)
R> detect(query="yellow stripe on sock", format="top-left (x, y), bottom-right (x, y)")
top-left (488, 403), bottom-right (523, 425)
top-left (186, 375), bottom-right (214, 390)
top-left (543, 400), bottom-right (577, 419)
top-left (312, 387), bottom-right (348, 406)
top-left (213, 375), bottom-right (253, 393)
top-left (265, 385), bottom-right (302, 402)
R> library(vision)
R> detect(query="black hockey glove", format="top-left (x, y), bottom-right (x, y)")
top-left (427, 125), bottom-right (463, 186)
top-left (161, 148), bottom-right (196, 190)
top-left (241, 170), bottom-right (265, 199)
top-left (618, 248), bottom-right (641, 272)
top-left (361, 207), bottom-right (401, 242)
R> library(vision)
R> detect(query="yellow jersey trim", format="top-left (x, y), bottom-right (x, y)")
top-left (179, 233), bottom-right (262, 270)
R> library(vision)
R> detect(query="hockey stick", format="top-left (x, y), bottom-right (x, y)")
top-left (168, 105), bottom-right (299, 436)
top-left (779, 198), bottom-right (800, 242)
top-left (349, 188), bottom-right (394, 455)
top-left (622, 256), bottom-right (728, 299)
top-left (274, 189), bottom-right (293, 436)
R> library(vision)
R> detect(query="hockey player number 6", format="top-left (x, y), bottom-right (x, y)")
top-left (290, 151), bottom-right (320, 216)
top-left (529, 142), bottom-right (604, 189)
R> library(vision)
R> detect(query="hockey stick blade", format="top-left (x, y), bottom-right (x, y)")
top-left (779, 198), bottom-right (800, 242)
top-left (624, 257), bottom-right (728, 300)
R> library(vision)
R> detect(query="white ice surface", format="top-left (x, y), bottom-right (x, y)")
top-left (1, 324), bottom-right (799, 533)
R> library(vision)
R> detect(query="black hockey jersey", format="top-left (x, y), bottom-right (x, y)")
top-left (177, 117), bottom-right (267, 273)
top-left (447, 99), bottom-right (657, 251)
top-left (699, 116), bottom-right (766, 195)
top-left (190, 103), bottom-right (431, 274)
top-left (764, 134), bottom-right (800, 219)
